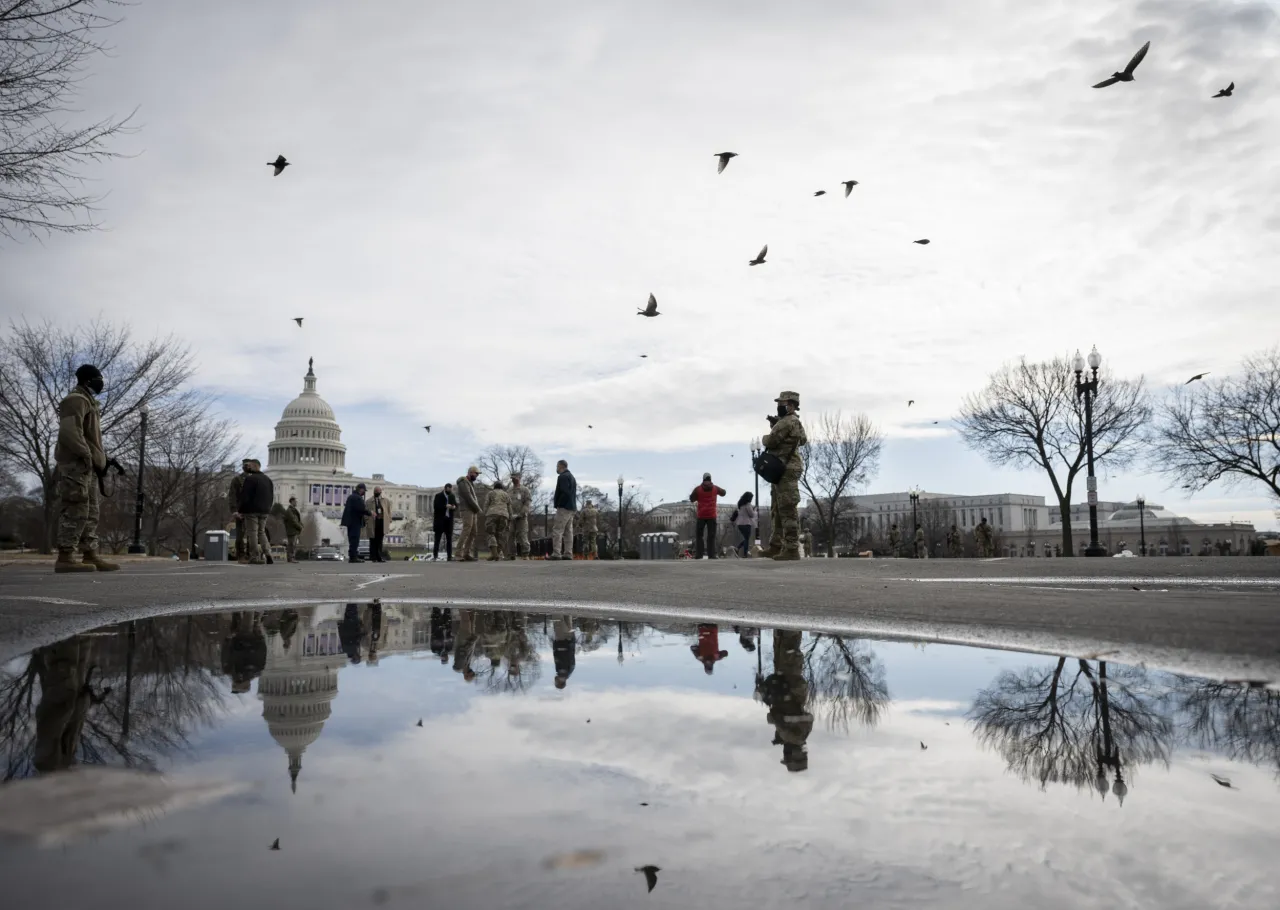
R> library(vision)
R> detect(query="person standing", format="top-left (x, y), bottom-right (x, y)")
top-left (732, 492), bottom-right (757, 557)
top-left (690, 473), bottom-right (726, 559)
top-left (888, 523), bottom-right (901, 558)
top-left (549, 459), bottom-right (577, 560)
top-left (284, 496), bottom-right (304, 563)
top-left (433, 483), bottom-right (457, 561)
top-left (341, 483), bottom-right (370, 562)
top-left (507, 472), bottom-right (532, 559)
top-left (760, 392), bottom-right (807, 561)
top-left (456, 466), bottom-right (482, 562)
top-left (52, 365), bottom-right (119, 573)
top-left (914, 524), bottom-right (925, 559)
top-left (368, 486), bottom-right (390, 562)
top-left (946, 524), bottom-right (964, 558)
top-left (228, 458), bottom-right (252, 563)
top-left (484, 480), bottom-right (512, 561)
top-left (580, 500), bottom-right (600, 559)
top-left (236, 459), bottom-right (275, 565)
top-left (974, 516), bottom-right (993, 558)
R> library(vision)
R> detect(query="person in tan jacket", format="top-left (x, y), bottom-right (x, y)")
top-left (484, 481), bottom-right (512, 561)
top-left (456, 465), bottom-right (482, 562)
top-left (507, 471), bottom-right (532, 559)
top-left (53, 365), bottom-right (119, 573)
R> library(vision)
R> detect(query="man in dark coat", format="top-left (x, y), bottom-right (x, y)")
top-left (341, 483), bottom-right (369, 562)
top-left (433, 483), bottom-right (457, 561)
top-left (236, 460), bottom-right (275, 565)
top-left (549, 459), bottom-right (577, 560)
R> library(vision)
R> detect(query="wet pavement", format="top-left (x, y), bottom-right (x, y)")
top-left (0, 603), bottom-right (1277, 909)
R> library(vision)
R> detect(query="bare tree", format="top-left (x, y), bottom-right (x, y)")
top-left (0, 0), bottom-right (138, 240)
top-left (0, 318), bottom-right (195, 551)
top-left (799, 411), bottom-right (883, 557)
top-left (475, 444), bottom-right (544, 497)
top-left (1171, 678), bottom-right (1280, 778)
top-left (956, 356), bottom-right (1150, 556)
top-left (1150, 347), bottom-right (1280, 505)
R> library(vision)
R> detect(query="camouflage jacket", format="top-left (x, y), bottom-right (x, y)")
top-left (54, 386), bottom-right (105, 469)
top-left (580, 504), bottom-right (599, 530)
top-left (485, 488), bottom-right (511, 518)
top-left (229, 473), bottom-right (246, 512)
top-left (508, 484), bottom-right (531, 517)
top-left (762, 412), bottom-right (807, 472)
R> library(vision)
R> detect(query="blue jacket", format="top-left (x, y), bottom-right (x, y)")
top-left (553, 470), bottom-right (577, 511)
top-left (341, 492), bottom-right (369, 528)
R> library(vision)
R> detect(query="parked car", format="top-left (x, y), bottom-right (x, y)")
top-left (313, 547), bottom-right (344, 561)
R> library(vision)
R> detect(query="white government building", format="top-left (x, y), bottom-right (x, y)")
top-left (263, 359), bottom-right (440, 547)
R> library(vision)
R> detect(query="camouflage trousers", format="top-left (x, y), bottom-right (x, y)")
top-left (459, 510), bottom-right (481, 559)
top-left (508, 515), bottom-right (529, 557)
top-left (583, 526), bottom-right (598, 556)
top-left (56, 461), bottom-right (100, 552)
top-left (771, 473), bottom-right (802, 552)
top-left (485, 515), bottom-right (509, 556)
top-left (286, 534), bottom-right (299, 559)
top-left (33, 636), bottom-right (92, 773)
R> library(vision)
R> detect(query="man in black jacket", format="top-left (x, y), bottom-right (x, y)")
top-left (236, 459), bottom-right (275, 565)
top-left (341, 483), bottom-right (369, 563)
top-left (549, 459), bottom-right (577, 560)
top-left (433, 483), bottom-right (457, 561)
top-left (369, 486), bottom-right (390, 562)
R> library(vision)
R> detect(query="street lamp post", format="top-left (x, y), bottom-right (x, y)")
top-left (128, 403), bottom-right (150, 554)
top-left (750, 438), bottom-right (761, 548)
top-left (1072, 346), bottom-right (1107, 557)
top-left (191, 465), bottom-right (200, 557)
top-left (1136, 495), bottom-right (1147, 557)
top-left (617, 474), bottom-right (624, 559)
top-left (908, 488), bottom-right (920, 558)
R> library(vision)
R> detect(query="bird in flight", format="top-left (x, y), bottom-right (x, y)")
top-left (908, 400), bottom-right (915, 406)
top-left (1185, 372), bottom-right (1210, 384)
top-left (423, 426), bottom-right (431, 433)
top-left (587, 425), bottom-right (593, 429)
top-left (270, 839), bottom-right (281, 851)
top-left (920, 741), bottom-right (928, 750)
top-left (636, 866), bottom-right (661, 893)
top-left (814, 190), bottom-right (827, 197)
top-left (748, 244), bottom-right (768, 266)
top-left (639, 354), bottom-right (648, 358)
top-left (1093, 40), bottom-right (1150, 88)
top-left (1213, 82), bottom-right (1234, 97)
top-left (638, 293), bottom-right (660, 317)
top-left (913, 239), bottom-right (930, 245)
top-left (842, 180), bottom-right (859, 197)
top-left (416, 718), bottom-right (423, 727)
top-left (1210, 773), bottom-right (1235, 789)
top-left (932, 421), bottom-right (939, 425)
top-left (267, 155), bottom-right (290, 176)
top-left (293, 317), bottom-right (303, 327)
top-left (714, 152), bottom-right (737, 174)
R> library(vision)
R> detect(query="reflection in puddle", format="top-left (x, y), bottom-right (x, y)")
top-left (0, 603), bottom-right (1278, 909)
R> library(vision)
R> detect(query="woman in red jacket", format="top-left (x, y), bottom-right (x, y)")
top-left (690, 472), bottom-right (726, 559)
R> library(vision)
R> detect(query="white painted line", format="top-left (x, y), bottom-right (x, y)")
top-left (0, 595), bottom-right (98, 606)
top-left (896, 577), bottom-right (1278, 586)
top-left (353, 574), bottom-right (414, 589)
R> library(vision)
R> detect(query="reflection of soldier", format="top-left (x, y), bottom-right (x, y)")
top-left (485, 481), bottom-right (511, 561)
top-left (220, 612), bottom-right (267, 693)
top-left (507, 472), bottom-right (532, 559)
top-left (580, 501), bottom-right (600, 558)
top-left (552, 616), bottom-right (577, 689)
top-left (946, 524), bottom-right (963, 558)
top-left (54, 364), bottom-right (119, 573)
top-left (32, 637), bottom-right (109, 772)
top-left (452, 609), bottom-right (478, 682)
top-left (760, 630), bottom-right (813, 772)
top-left (974, 517), bottom-right (993, 558)
top-left (690, 624), bottom-right (730, 675)
top-left (760, 391), bottom-right (808, 560)
top-left (888, 524), bottom-right (901, 557)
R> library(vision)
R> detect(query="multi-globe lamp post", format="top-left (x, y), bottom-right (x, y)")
top-left (1072, 345), bottom-right (1107, 557)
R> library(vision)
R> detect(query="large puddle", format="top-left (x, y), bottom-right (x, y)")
top-left (0, 603), bottom-right (1277, 909)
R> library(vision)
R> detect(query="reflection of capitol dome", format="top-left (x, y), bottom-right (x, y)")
top-left (267, 359), bottom-right (347, 470)
top-left (259, 660), bottom-right (339, 792)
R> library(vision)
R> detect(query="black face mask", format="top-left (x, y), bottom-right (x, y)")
top-left (776, 403), bottom-right (787, 417)
top-left (86, 377), bottom-right (104, 395)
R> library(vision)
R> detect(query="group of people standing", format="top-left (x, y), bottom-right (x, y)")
top-left (885, 516), bottom-right (995, 558)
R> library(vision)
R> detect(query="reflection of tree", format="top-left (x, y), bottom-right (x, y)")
top-left (1, 616), bottom-right (227, 780)
top-left (969, 658), bottom-right (1172, 798)
top-left (1172, 679), bottom-right (1280, 777)
top-left (801, 634), bottom-right (889, 732)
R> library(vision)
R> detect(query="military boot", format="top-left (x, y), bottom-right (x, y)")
top-left (55, 548), bottom-right (96, 573)
top-left (771, 549), bottom-right (802, 561)
top-left (81, 550), bottom-right (121, 571)
top-left (759, 543), bottom-right (782, 559)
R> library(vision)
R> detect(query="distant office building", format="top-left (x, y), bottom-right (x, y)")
top-left (840, 490), bottom-right (1050, 537)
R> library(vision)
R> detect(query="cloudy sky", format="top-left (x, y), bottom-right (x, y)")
top-left (4, 0), bottom-right (1279, 527)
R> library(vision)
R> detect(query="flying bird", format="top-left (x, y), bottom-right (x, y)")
top-left (1092, 40), bottom-right (1150, 88)
top-left (1210, 773), bottom-right (1235, 789)
top-left (636, 866), bottom-right (661, 893)
top-left (813, 190), bottom-right (826, 197)
top-left (932, 421), bottom-right (938, 425)
top-left (920, 741), bottom-right (928, 750)
top-left (1185, 372), bottom-right (1210, 384)
top-left (416, 718), bottom-right (423, 727)
top-left (267, 155), bottom-right (290, 176)
top-left (423, 426), bottom-right (431, 433)
top-left (913, 239), bottom-right (930, 245)
top-left (270, 839), bottom-right (280, 851)
top-left (1213, 81), bottom-right (1234, 98)
top-left (639, 354), bottom-right (648, 358)
top-left (714, 152), bottom-right (737, 173)
top-left (748, 244), bottom-right (768, 266)
top-left (587, 425), bottom-right (593, 429)
top-left (293, 317), bottom-right (303, 327)
top-left (842, 180), bottom-right (859, 197)
top-left (638, 293), bottom-right (660, 317)
top-left (908, 400), bottom-right (915, 406)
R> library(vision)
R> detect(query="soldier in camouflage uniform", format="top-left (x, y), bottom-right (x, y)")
top-left (946, 524), bottom-right (964, 558)
top-left (32, 635), bottom-right (108, 771)
top-left (759, 629), bottom-right (813, 773)
top-left (484, 480), bottom-right (511, 561)
top-left (760, 391), bottom-right (807, 561)
top-left (228, 459), bottom-right (251, 562)
top-left (887, 523), bottom-right (901, 558)
top-left (974, 517), bottom-right (994, 558)
top-left (580, 500), bottom-right (599, 558)
top-left (507, 471), bottom-right (532, 559)
top-left (914, 525), bottom-right (925, 559)
top-left (53, 365), bottom-right (119, 573)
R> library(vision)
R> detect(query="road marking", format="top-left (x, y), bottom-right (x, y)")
top-left (0, 595), bottom-right (98, 605)
top-left (898, 577), bottom-right (1278, 587)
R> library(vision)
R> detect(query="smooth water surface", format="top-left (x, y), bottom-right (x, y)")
top-left (1, 603), bottom-right (1277, 909)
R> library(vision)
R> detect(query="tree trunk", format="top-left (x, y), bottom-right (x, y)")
top-left (41, 477), bottom-right (56, 554)
top-left (1058, 494), bottom-right (1074, 557)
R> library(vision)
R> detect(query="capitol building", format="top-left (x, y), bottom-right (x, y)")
top-left (264, 359), bottom-right (441, 547)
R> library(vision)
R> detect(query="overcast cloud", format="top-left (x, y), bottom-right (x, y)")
top-left (3, 0), bottom-right (1278, 525)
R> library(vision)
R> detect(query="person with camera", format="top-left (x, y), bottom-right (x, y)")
top-left (757, 390), bottom-right (807, 561)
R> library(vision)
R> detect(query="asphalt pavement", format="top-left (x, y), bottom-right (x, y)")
top-left (1, 555), bottom-right (1278, 679)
